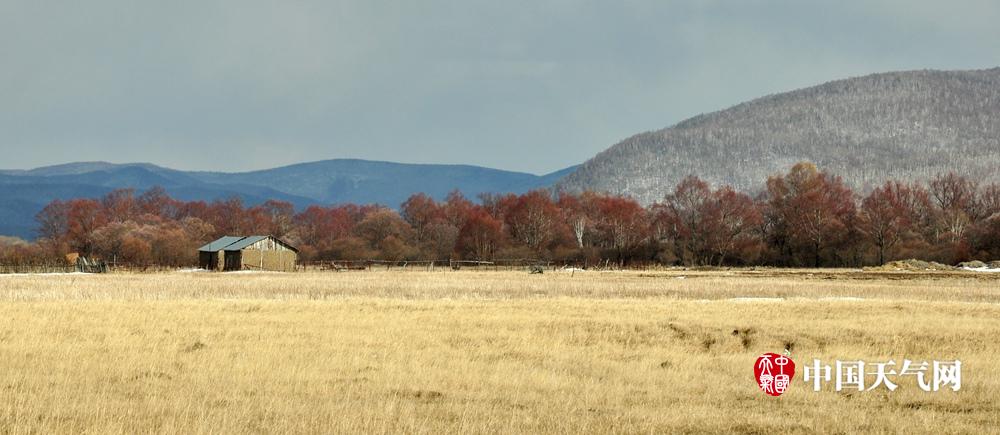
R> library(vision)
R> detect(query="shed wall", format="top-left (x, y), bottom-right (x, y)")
top-left (239, 249), bottom-right (297, 272)
top-left (198, 251), bottom-right (225, 271)
top-left (223, 251), bottom-right (242, 271)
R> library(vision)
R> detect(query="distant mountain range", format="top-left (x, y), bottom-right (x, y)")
top-left (0, 160), bottom-right (576, 239)
top-left (557, 68), bottom-right (1000, 203)
top-left (7, 67), bottom-right (999, 239)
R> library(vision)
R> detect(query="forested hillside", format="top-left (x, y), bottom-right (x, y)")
top-left (558, 68), bottom-right (1000, 203)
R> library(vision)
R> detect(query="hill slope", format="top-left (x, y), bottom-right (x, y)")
top-left (557, 68), bottom-right (1000, 203)
top-left (187, 159), bottom-right (573, 207)
top-left (0, 160), bottom-right (575, 239)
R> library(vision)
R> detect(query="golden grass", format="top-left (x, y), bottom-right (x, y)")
top-left (0, 270), bottom-right (998, 434)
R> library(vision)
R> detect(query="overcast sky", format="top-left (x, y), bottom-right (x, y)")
top-left (2, 1), bottom-right (999, 174)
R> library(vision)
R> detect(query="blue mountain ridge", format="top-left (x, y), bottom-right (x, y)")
top-left (0, 160), bottom-right (578, 239)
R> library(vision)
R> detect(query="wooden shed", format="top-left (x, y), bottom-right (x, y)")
top-left (198, 236), bottom-right (245, 271)
top-left (198, 235), bottom-right (298, 272)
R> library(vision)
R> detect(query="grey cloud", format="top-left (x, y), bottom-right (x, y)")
top-left (1, 0), bottom-right (998, 173)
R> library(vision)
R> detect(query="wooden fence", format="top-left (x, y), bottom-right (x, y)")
top-left (0, 255), bottom-right (113, 274)
top-left (297, 259), bottom-right (544, 272)
top-left (0, 260), bottom-right (107, 274)
top-left (296, 258), bottom-right (642, 272)
top-left (0, 263), bottom-right (77, 274)
top-left (1, 258), bottom-right (658, 274)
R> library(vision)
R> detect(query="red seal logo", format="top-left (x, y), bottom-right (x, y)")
top-left (755, 353), bottom-right (795, 396)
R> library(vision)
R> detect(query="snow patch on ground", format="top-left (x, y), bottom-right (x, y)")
top-left (0, 272), bottom-right (91, 277)
top-left (724, 297), bottom-right (867, 302)
top-left (178, 268), bottom-right (208, 273)
top-left (963, 267), bottom-right (1000, 273)
top-left (225, 270), bottom-right (286, 274)
top-left (729, 297), bottom-right (784, 302)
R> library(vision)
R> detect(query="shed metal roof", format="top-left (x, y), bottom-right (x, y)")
top-left (198, 236), bottom-right (245, 252)
top-left (198, 235), bottom-right (298, 253)
top-left (223, 235), bottom-right (269, 251)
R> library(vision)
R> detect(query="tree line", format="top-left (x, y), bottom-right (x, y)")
top-left (1, 162), bottom-right (998, 268)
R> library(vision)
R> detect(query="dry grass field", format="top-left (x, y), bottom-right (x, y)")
top-left (0, 269), bottom-right (998, 434)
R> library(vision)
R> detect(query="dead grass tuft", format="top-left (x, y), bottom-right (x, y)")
top-left (183, 341), bottom-right (207, 352)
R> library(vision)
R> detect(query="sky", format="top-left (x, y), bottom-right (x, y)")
top-left (2, 0), bottom-right (999, 175)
